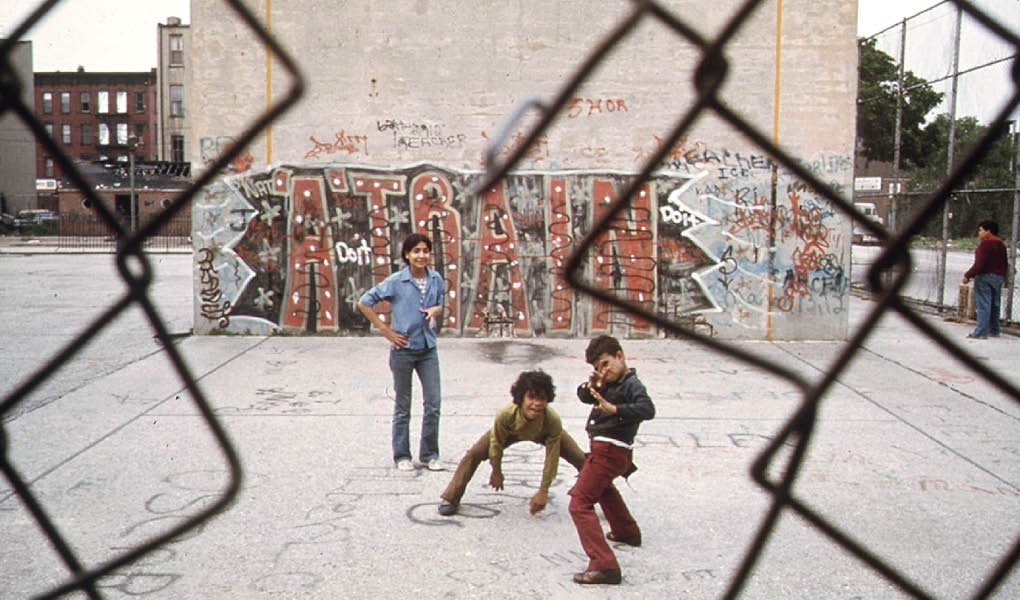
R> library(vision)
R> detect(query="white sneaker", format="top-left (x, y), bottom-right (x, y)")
top-left (426, 459), bottom-right (445, 471)
top-left (396, 459), bottom-right (414, 471)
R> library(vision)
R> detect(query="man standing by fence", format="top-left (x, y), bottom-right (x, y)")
top-left (962, 220), bottom-right (1008, 339)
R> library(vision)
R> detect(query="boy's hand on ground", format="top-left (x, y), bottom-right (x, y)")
top-left (488, 470), bottom-right (504, 491)
top-left (529, 489), bottom-right (548, 514)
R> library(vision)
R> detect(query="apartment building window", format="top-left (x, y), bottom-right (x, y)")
top-left (135, 91), bottom-right (145, 112)
top-left (98, 123), bottom-right (110, 145)
top-left (61, 124), bottom-right (71, 144)
top-left (60, 92), bottom-right (71, 114)
top-left (44, 157), bottom-right (54, 177)
top-left (116, 123), bottom-right (128, 145)
top-left (80, 91), bottom-right (91, 112)
top-left (44, 123), bottom-right (53, 137)
top-left (81, 123), bottom-right (92, 145)
top-left (98, 91), bottom-right (109, 113)
top-left (171, 135), bottom-right (185, 163)
top-left (170, 34), bottom-right (184, 65)
top-left (134, 122), bottom-right (146, 138)
top-left (42, 92), bottom-right (53, 114)
top-left (116, 91), bottom-right (128, 114)
top-left (170, 85), bottom-right (184, 117)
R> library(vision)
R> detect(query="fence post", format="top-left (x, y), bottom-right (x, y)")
top-left (1009, 123), bottom-right (1020, 323)
top-left (936, 5), bottom-right (963, 311)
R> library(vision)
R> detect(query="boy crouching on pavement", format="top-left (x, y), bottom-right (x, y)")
top-left (569, 335), bottom-right (655, 585)
top-left (438, 369), bottom-right (586, 516)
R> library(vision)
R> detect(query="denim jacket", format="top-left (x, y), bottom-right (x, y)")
top-left (359, 266), bottom-right (444, 350)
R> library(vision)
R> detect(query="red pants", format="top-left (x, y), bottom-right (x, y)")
top-left (568, 441), bottom-right (640, 571)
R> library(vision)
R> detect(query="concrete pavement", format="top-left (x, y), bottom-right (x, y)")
top-left (1, 255), bottom-right (1019, 598)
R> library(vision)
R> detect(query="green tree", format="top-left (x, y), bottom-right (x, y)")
top-left (909, 114), bottom-right (1016, 239)
top-left (856, 37), bottom-right (943, 168)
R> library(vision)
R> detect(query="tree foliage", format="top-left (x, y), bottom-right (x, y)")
top-left (856, 37), bottom-right (943, 168)
top-left (857, 37), bottom-right (1017, 240)
top-left (910, 114), bottom-right (1017, 238)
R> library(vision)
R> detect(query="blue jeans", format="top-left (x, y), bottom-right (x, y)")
top-left (972, 273), bottom-right (1004, 337)
top-left (389, 346), bottom-right (441, 463)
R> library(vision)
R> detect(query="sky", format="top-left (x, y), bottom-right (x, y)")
top-left (3, 1), bottom-right (190, 72)
top-left (858, 0), bottom-right (952, 37)
top-left (3, 1), bottom-right (1012, 68)
top-left (3, 0), bottom-right (1017, 120)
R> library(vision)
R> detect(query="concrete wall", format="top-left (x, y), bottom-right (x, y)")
top-left (189, 0), bottom-right (858, 340)
top-left (0, 40), bottom-right (37, 215)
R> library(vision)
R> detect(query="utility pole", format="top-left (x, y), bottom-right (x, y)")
top-left (128, 135), bottom-right (139, 233)
top-left (1009, 121), bottom-right (1020, 321)
top-left (890, 18), bottom-right (906, 233)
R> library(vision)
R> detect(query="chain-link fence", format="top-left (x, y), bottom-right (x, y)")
top-left (1, 0), bottom-right (1018, 598)
top-left (857, 0), bottom-right (1020, 322)
top-left (2, 1), bottom-right (301, 597)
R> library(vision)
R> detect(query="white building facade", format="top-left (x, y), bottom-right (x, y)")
top-left (157, 16), bottom-right (191, 164)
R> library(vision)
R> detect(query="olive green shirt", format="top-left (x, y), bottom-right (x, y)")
top-left (488, 401), bottom-right (563, 491)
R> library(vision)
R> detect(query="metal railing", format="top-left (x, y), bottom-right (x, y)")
top-left (55, 213), bottom-right (191, 252)
top-left (0, 0), bottom-right (1017, 599)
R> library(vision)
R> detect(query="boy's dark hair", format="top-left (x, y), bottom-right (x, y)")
top-left (585, 334), bottom-right (623, 365)
top-left (510, 370), bottom-right (555, 406)
top-left (400, 233), bottom-right (432, 264)
top-left (978, 220), bottom-right (999, 236)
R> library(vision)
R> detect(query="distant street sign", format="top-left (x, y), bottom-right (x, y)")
top-left (854, 176), bottom-right (882, 191)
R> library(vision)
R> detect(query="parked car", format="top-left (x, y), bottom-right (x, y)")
top-left (13, 209), bottom-right (59, 228)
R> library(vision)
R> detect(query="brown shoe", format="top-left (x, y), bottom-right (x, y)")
top-left (607, 531), bottom-right (642, 547)
top-left (573, 568), bottom-right (622, 585)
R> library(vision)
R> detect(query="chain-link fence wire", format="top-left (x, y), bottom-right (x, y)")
top-left (477, 0), bottom-right (1020, 597)
top-left (0, 1), bottom-right (304, 598)
top-left (0, 0), bottom-right (1018, 598)
top-left (860, 0), bottom-right (1020, 321)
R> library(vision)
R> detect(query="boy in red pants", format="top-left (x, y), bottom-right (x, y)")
top-left (569, 335), bottom-right (655, 585)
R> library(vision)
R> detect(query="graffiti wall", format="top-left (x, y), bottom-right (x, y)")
top-left (193, 155), bottom-right (850, 340)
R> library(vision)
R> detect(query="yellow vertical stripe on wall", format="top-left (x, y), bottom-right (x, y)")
top-left (767, 0), bottom-right (783, 340)
top-left (265, 0), bottom-right (273, 163)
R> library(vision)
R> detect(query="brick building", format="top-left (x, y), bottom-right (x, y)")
top-left (33, 69), bottom-right (158, 180)
top-left (54, 160), bottom-right (190, 237)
